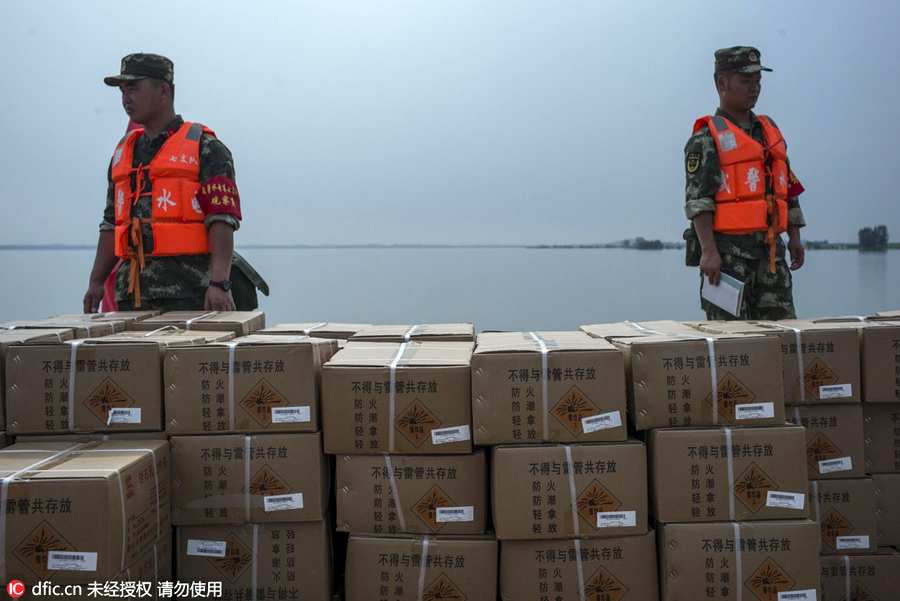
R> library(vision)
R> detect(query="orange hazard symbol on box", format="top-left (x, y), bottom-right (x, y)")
top-left (84, 377), bottom-right (134, 424)
top-left (846, 583), bottom-right (876, 601)
top-left (584, 566), bottom-right (628, 601)
top-left (733, 463), bottom-right (777, 513)
top-left (705, 372), bottom-right (756, 422)
top-left (806, 433), bottom-right (841, 469)
top-left (240, 379), bottom-right (288, 427)
top-left (413, 485), bottom-right (453, 531)
top-left (13, 520), bottom-right (75, 578)
top-left (802, 358), bottom-right (838, 399)
top-left (395, 399), bottom-right (441, 447)
top-left (551, 386), bottom-right (599, 435)
top-left (246, 465), bottom-right (291, 497)
top-left (745, 557), bottom-right (796, 601)
top-left (422, 574), bottom-right (467, 601)
top-left (819, 508), bottom-right (854, 549)
top-left (211, 533), bottom-right (253, 582)
top-left (576, 481), bottom-right (621, 528)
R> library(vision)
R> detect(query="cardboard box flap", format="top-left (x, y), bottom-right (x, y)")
top-left (581, 320), bottom-right (699, 340)
top-left (0, 440), bottom-right (169, 480)
top-left (328, 341), bottom-right (473, 367)
top-left (221, 334), bottom-right (338, 346)
top-left (97, 329), bottom-right (215, 345)
top-left (261, 322), bottom-right (372, 338)
top-left (1, 320), bottom-right (121, 338)
top-left (352, 323), bottom-right (475, 342)
top-left (133, 311), bottom-right (265, 335)
top-left (474, 331), bottom-right (619, 354)
top-left (0, 329), bottom-right (73, 352)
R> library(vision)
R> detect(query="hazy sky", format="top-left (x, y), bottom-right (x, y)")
top-left (2, 1), bottom-right (898, 247)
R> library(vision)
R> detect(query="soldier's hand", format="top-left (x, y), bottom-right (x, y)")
top-left (787, 228), bottom-right (805, 270)
top-left (83, 284), bottom-right (105, 313)
top-left (699, 249), bottom-right (722, 286)
top-left (205, 286), bottom-right (236, 312)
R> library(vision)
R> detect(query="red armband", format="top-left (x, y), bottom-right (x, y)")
top-left (787, 169), bottom-right (805, 198)
top-left (199, 175), bottom-right (242, 220)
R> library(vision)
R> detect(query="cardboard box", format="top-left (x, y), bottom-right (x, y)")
top-left (176, 520), bottom-right (331, 600)
top-left (809, 477), bottom-right (877, 554)
top-left (103, 328), bottom-right (236, 343)
top-left (581, 320), bottom-right (702, 340)
top-left (170, 432), bottom-right (328, 525)
top-left (874, 310), bottom-right (900, 320)
top-left (873, 474), bottom-right (900, 546)
top-left (336, 451), bottom-right (488, 535)
top-left (471, 332), bottom-right (628, 444)
top-left (5, 336), bottom-right (186, 434)
top-left (0, 432), bottom-right (9, 449)
top-left (1, 329), bottom-right (74, 430)
top-left (2, 319), bottom-right (124, 339)
top-left (14, 432), bottom-right (169, 443)
top-left (44, 311), bottom-right (160, 330)
top-left (863, 402), bottom-right (900, 474)
top-left (499, 531), bottom-right (659, 601)
top-left (492, 441), bottom-right (648, 540)
top-left (0, 440), bottom-right (170, 583)
top-left (164, 335), bottom-right (338, 435)
top-left (820, 551), bottom-right (900, 601)
top-left (611, 332), bottom-right (786, 430)
top-left (25, 533), bottom-right (172, 599)
top-left (859, 321), bottom-right (900, 402)
top-left (259, 322), bottom-right (371, 340)
top-left (648, 426), bottom-right (809, 523)
top-left (322, 341), bottom-right (474, 455)
top-left (351, 323), bottom-right (475, 342)
top-left (658, 520), bottom-right (820, 601)
top-left (345, 534), bottom-right (497, 601)
top-left (133, 311), bottom-right (265, 337)
top-left (785, 403), bottom-right (866, 479)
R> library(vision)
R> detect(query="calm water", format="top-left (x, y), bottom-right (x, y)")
top-left (1, 247), bottom-right (897, 331)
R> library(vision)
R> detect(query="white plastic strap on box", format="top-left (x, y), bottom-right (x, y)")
top-left (0, 443), bottom-right (85, 580)
top-left (251, 524), bottom-right (260, 601)
top-left (303, 323), bottom-right (327, 336)
top-left (812, 480), bottom-right (821, 553)
top-left (724, 427), bottom-right (736, 520)
top-left (733, 522), bottom-right (743, 601)
top-left (68, 339), bottom-right (85, 432)
top-left (389, 343), bottom-right (409, 453)
top-left (529, 333), bottom-right (550, 441)
top-left (762, 323), bottom-right (806, 404)
top-left (404, 325), bottom-right (423, 342)
top-left (227, 341), bottom-right (239, 432)
top-left (623, 321), bottom-right (664, 335)
top-left (843, 555), bottom-right (851, 601)
top-left (384, 455), bottom-right (408, 533)
top-left (563, 445), bottom-right (581, 538)
top-left (244, 436), bottom-right (253, 522)
top-left (573, 538), bottom-right (586, 601)
top-left (145, 325), bottom-right (179, 336)
top-left (184, 311), bottom-right (218, 330)
top-left (416, 535), bottom-right (430, 601)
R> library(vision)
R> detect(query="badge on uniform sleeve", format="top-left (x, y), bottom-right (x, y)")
top-left (686, 152), bottom-right (701, 174)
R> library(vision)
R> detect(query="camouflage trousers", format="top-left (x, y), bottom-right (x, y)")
top-left (116, 296), bottom-right (205, 313)
top-left (700, 253), bottom-right (797, 321)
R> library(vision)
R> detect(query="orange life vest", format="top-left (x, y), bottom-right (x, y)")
top-left (110, 122), bottom-right (213, 259)
top-left (693, 114), bottom-right (789, 236)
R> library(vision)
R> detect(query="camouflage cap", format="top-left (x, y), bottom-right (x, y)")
top-left (714, 46), bottom-right (772, 74)
top-left (104, 53), bottom-right (174, 86)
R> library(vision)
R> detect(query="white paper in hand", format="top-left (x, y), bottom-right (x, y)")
top-left (701, 272), bottom-right (744, 316)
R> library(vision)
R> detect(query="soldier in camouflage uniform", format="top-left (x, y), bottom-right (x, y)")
top-left (84, 53), bottom-right (254, 313)
top-left (684, 46), bottom-right (806, 321)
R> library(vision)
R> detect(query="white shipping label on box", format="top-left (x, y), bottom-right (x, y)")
top-left (836, 535), bottom-right (870, 550)
top-left (582, 411), bottom-right (622, 433)
top-left (596, 510), bottom-right (636, 528)
top-left (187, 539), bottom-right (227, 558)
top-left (271, 406), bottom-right (311, 423)
top-left (435, 506), bottom-right (475, 523)
top-left (46, 551), bottom-right (98, 572)
top-left (264, 493), bottom-right (304, 512)
top-left (431, 425), bottom-right (471, 445)
top-left (778, 591), bottom-right (817, 601)
top-left (818, 457), bottom-right (853, 474)
top-left (765, 491), bottom-right (805, 510)
top-left (818, 384), bottom-right (852, 399)
top-left (734, 403), bottom-right (775, 420)
top-left (107, 408), bottom-right (141, 425)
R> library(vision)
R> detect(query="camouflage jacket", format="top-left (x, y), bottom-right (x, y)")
top-left (100, 116), bottom-right (240, 301)
top-left (684, 109), bottom-right (805, 260)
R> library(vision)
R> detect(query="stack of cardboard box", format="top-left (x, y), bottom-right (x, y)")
top-left (583, 320), bottom-right (820, 601)
top-left (321, 324), bottom-right (499, 601)
top-left (165, 331), bottom-right (337, 600)
top-left (471, 331), bottom-right (659, 601)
